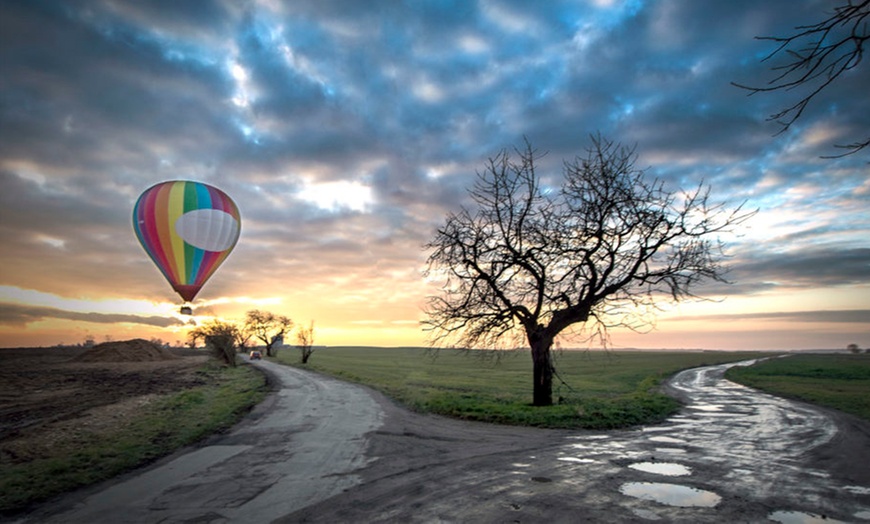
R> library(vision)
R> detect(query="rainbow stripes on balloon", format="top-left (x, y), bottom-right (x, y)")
top-left (133, 180), bottom-right (241, 303)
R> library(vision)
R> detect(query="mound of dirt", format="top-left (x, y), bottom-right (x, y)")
top-left (72, 339), bottom-right (180, 363)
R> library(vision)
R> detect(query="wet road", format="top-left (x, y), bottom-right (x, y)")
top-left (17, 358), bottom-right (870, 523)
top-left (291, 359), bottom-right (870, 523)
top-left (594, 360), bottom-right (869, 522)
top-left (16, 358), bottom-right (383, 523)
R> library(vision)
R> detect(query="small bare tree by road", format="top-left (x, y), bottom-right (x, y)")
top-left (188, 320), bottom-right (242, 366)
top-left (245, 310), bottom-right (294, 357)
top-left (189, 319), bottom-right (241, 348)
top-left (425, 136), bottom-right (754, 406)
top-left (297, 321), bottom-right (316, 364)
top-left (733, 0), bottom-right (869, 156)
top-left (188, 319), bottom-right (251, 351)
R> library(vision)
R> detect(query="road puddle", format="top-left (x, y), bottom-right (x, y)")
top-left (647, 435), bottom-right (686, 444)
top-left (628, 462), bottom-right (691, 476)
top-left (768, 510), bottom-right (848, 523)
top-left (619, 482), bottom-right (721, 507)
top-left (690, 403), bottom-right (723, 412)
top-left (654, 447), bottom-right (686, 454)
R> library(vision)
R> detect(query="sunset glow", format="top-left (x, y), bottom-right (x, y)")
top-left (1, 1), bottom-right (867, 351)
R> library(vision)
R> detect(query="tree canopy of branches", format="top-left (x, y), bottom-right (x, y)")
top-left (733, 0), bottom-right (869, 156)
top-left (424, 136), bottom-right (754, 406)
top-left (245, 309), bottom-right (293, 357)
top-left (188, 319), bottom-right (244, 350)
top-left (296, 321), bottom-right (316, 364)
top-left (187, 319), bottom-right (243, 366)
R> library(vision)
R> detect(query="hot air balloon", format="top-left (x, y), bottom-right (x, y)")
top-left (133, 180), bottom-right (241, 314)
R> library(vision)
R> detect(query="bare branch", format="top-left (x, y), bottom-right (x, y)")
top-left (732, 0), bottom-right (869, 155)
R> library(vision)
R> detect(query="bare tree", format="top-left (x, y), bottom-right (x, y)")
top-left (206, 334), bottom-right (237, 367)
top-left (424, 136), bottom-right (754, 406)
top-left (733, 0), bottom-right (869, 156)
top-left (297, 321), bottom-right (316, 364)
top-left (245, 309), bottom-right (293, 357)
top-left (188, 319), bottom-right (243, 349)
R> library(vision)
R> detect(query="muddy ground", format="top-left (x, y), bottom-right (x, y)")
top-left (285, 363), bottom-right (870, 523)
top-left (0, 343), bottom-right (209, 464)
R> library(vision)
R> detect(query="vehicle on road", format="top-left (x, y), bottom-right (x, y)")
top-left (249, 350), bottom-right (262, 360)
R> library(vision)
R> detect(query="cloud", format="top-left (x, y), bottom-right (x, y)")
top-left (0, 302), bottom-right (185, 328)
top-left (671, 309), bottom-right (870, 324)
top-left (732, 248), bottom-right (870, 290)
top-left (0, 0), bottom-right (867, 348)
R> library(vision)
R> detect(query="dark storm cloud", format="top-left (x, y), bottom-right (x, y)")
top-left (0, 302), bottom-right (184, 328)
top-left (690, 245), bottom-right (870, 298)
top-left (734, 248), bottom-right (870, 289)
top-left (672, 309), bottom-right (870, 324)
top-left (0, 1), bottom-right (242, 223)
top-left (0, 0), bottom-right (867, 334)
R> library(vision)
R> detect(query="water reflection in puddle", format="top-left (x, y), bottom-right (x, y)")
top-left (648, 436), bottom-right (686, 444)
top-left (690, 403), bottom-right (723, 412)
top-left (619, 482), bottom-right (721, 507)
top-left (768, 510), bottom-right (848, 524)
top-left (557, 457), bottom-right (596, 463)
top-left (654, 447), bottom-right (686, 454)
top-left (628, 462), bottom-right (691, 476)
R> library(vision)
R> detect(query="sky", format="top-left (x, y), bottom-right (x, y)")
top-left (1, 0), bottom-right (868, 351)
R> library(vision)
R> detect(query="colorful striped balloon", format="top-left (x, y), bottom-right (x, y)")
top-left (133, 180), bottom-right (241, 303)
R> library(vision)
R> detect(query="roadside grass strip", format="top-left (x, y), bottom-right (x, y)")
top-left (0, 362), bottom-right (268, 515)
top-left (725, 353), bottom-right (870, 421)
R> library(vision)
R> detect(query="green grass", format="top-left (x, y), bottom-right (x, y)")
top-left (725, 353), bottom-right (870, 421)
top-left (0, 361), bottom-right (268, 515)
top-left (274, 346), bottom-right (771, 430)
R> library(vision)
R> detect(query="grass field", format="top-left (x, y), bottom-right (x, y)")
top-left (274, 346), bottom-right (771, 430)
top-left (0, 361), bottom-right (268, 514)
top-left (725, 353), bottom-right (870, 421)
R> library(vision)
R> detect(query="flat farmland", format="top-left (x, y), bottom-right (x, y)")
top-left (725, 353), bottom-right (870, 421)
top-left (275, 347), bottom-right (774, 429)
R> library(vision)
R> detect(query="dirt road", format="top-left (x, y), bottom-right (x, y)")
top-left (288, 359), bottom-right (870, 523)
top-left (14, 359), bottom-right (383, 523)
top-left (16, 358), bottom-right (870, 523)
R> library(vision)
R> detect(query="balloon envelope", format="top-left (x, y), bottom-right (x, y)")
top-left (133, 180), bottom-right (241, 302)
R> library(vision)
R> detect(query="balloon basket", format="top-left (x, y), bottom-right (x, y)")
top-left (180, 305), bottom-right (193, 315)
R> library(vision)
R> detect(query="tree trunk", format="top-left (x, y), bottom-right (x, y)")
top-left (530, 336), bottom-right (554, 406)
top-left (205, 335), bottom-right (236, 367)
